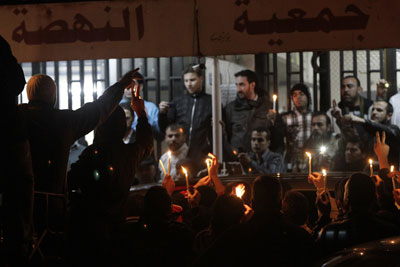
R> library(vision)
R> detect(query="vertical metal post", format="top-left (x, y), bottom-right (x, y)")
top-left (212, 57), bottom-right (223, 160)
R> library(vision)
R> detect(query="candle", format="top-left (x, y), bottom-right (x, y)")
top-left (392, 176), bottom-right (397, 190)
top-left (390, 165), bottom-right (395, 172)
top-left (322, 169), bottom-right (327, 192)
top-left (205, 158), bottom-right (212, 177)
top-left (159, 159), bottom-right (166, 176)
top-left (272, 94), bottom-right (277, 111)
top-left (369, 159), bottom-right (373, 176)
top-left (167, 151), bottom-right (171, 175)
top-left (305, 152), bottom-right (312, 175)
top-left (181, 166), bottom-right (189, 189)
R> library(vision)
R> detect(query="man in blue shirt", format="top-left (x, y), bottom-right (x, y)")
top-left (238, 127), bottom-right (285, 174)
top-left (120, 72), bottom-right (163, 142)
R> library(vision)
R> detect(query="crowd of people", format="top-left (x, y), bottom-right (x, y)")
top-left (2, 32), bottom-right (400, 267)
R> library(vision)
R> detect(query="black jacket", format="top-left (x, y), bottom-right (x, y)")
top-left (159, 90), bottom-right (212, 162)
top-left (223, 94), bottom-right (284, 154)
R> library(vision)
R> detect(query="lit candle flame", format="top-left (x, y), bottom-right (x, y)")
top-left (390, 165), bottom-right (395, 172)
top-left (273, 95), bottom-right (277, 101)
top-left (181, 166), bottom-right (189, 189)
top-left (322, 169), bottom-right (327, 176)
top-left (234, 184), bottom-right (246, 199)
top-left (232, 149), bottom-right (238, 156)
top-left (369, 159), bottom-right (373, 165)
top-left (305, 152), bottom-right (312, 159)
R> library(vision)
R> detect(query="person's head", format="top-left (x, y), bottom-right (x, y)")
top-left (120, 102), bottom-right (134, 130)
top-left (341, 76), bottom-right (362, 106)
top-left (251, 176), bottom-right (282, 214)
top-left (142, 186), bottom-right (172, 225)
top-left (210, 194), bottom-right (245, 236)
top-left (27, 74), bottom-right (57, 106)
top-left (251, 127), bottom-right (271, 155)
top-left (123, 72), bottom-right (144, 99)
top-left (311, 112), bottom-right (331, 137)
top-left (183, 64), bottom-right (204, 94)
top-left (343, 173), bottom-right (376, 212)
top-left (137, 158), bottom-right (158, 184)
top-left (290, 83), bottom-right (311, 111)
top-left (234, 69), bottom-right (260, 100)
top-left (282, 190), bottom-right (309, 226)
top-left (371, 100), bottom-right (393, 124)
top-left (165, 124), bottom-right (186, 151)
top-left (196, 185), bottom-right (218, 208)
top-left (94, 105), bottom-right (126, 143)
top-left (344, 137), bottom-right (365, 164)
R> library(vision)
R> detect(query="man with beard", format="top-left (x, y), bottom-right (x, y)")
top-left (223, 69), bottom-right (284, 158)
top-left (158, 124), bottom-right (189, 182)
top-left (238, 127), bottom-right (285, 174)
top-left (331, 136), bottom-right (369, 172)
top-left (159, 64), bottom-right (212, 174)
top-left (304, 112), bottom-right (339, 171)
top-left (329, 75), bottom-right (373, 135)
top-left (342, 100), bottom-right (400, 166)
top-left (281, 83), bottom-right (313, 173)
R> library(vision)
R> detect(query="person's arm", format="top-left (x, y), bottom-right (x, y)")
top-left (69, 69), bottom-right (140, 140)
top-left (130, 96), bottom-right (154, 161)
top-left (374, 131), bottom-right (390, 169)
top-left (209, 156), bottom-right (225, 195)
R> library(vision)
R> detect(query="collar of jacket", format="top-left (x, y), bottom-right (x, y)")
top-left (188, 89), bottom-right (206, 98)
top-left (234, 94), bottom-right (263, 110)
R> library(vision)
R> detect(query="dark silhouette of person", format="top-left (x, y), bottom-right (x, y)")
top-left (0, 34), bottom-right (34, 265)
top-left (66, 99), bottom-right (153, 265)
top-left (194, 176), bottom-right (315, 267)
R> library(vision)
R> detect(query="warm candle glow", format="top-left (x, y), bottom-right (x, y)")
top-left (322, 169), bottom-right (327, 191)
top-left (234, 184), bottom-right (246, 199)
top-left (205, 159), bottom-right (212, 168)
top-left (369, 159), bottom-right (373, 176)
top-left (232, 149), bottom-right (238, 156)
top-left (181, 166), bottom-right (189, 188)
top-left (272, 94), bottom-right (277, 110)
top-left (305, 152), bottom-right (312, 174)
top-left (208, 152), bottom-right (216, 159)
top-left (391, 165), bottom-right (395, 172)
top-left (273, 94), bottom-right (277, 101)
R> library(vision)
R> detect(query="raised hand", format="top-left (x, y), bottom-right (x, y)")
top-left (118, 68), bottom-right (140, 88)
top-left (374, 131), bottom-right (390, 169)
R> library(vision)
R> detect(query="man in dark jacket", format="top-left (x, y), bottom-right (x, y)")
top-left (18, 69), bottom-right (139, 241)
top-left (1, 34), bottom-right (34, 265)
top-left (159, 64), bottom-right (212, 173)
top-left (66, 98), bottom-right (153, 265)
top-left (223, 69), bottom-right (284, 158)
